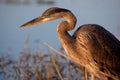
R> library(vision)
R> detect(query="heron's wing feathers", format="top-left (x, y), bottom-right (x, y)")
top-left (76, 30), bottom-right (120, 77)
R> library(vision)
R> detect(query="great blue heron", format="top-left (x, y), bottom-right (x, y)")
top-left (20, 7), bottom-right (120, 80)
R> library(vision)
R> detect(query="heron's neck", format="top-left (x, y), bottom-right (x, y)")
top-left (57, 21), bottom-right (76, 55)
top-left (63, 12), bottom-right (77, 31)
top-left (57, 11), bottom-right (77, 42)
top-left (57, 12), bottom-right (77, 55)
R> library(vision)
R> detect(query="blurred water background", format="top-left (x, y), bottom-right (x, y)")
top-left (0, 0), bottom-right (120, 56)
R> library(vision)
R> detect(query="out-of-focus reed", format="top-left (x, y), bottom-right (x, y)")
top-left (0, 38), bottom-right (95, 80)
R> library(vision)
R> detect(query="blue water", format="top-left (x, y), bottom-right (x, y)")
top-left (0, 0), bottom-right (120, 55)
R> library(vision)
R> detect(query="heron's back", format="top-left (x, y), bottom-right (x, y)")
top-left (73, 24), bottom-right (120, 78)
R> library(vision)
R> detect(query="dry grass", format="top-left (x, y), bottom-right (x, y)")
top-left (0, 38), bottom-right (94, 80)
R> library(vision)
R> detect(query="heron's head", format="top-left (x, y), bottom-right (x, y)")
top-left (20, 7), bottom-right (70, 28)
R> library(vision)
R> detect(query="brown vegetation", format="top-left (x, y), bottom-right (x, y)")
top-left (0, 42), bottom-right (89, 80)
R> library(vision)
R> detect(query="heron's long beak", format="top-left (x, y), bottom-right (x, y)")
top-left (20, 16), bottom-right (49, 28)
